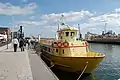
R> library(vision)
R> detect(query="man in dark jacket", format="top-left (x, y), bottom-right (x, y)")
top-left (19, 38), bottom-right (25, 51)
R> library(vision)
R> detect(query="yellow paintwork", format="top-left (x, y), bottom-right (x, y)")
top-left (42, 50), bottom-right (105, 73)
top-left (41, 26), bottom-right (105, 73)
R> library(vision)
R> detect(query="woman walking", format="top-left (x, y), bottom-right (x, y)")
top-left (13, 37), bottom-right (19, 52)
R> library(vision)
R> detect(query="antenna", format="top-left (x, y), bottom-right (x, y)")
top-left (78, 24), bottom-right (82, 39)
top-left (78, 24), bottom-right (81, 34)
top-left (58, 24), bottom-right (59, 30)
top-left (104, 23), bottom-right (107, 33)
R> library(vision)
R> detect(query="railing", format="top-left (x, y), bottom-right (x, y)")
top-left (87, 52), bottom-right (104, 57)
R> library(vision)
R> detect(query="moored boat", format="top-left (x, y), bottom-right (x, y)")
top-left (40, 15), bottom-right (105, 74)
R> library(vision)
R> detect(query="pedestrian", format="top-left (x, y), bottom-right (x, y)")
top-left (27, 39), bottom-right (31, 49)
top-left (19, 38), bottom-right (25, 51)
top-left (13, 37), bottom-right (19, 52)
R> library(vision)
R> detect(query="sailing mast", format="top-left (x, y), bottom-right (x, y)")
top-left (56, 15), bottom-right (65, 40)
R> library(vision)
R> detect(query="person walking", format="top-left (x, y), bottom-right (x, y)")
top-left (19, 38), bottom-right (25, 51)
top-left (13, 37), bottom-right (19, 52)
top-left (27, 39), bottom-right (31, 49)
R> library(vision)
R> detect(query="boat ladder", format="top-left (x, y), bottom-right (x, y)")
top-left (77, 62), bottom-right (88, 80)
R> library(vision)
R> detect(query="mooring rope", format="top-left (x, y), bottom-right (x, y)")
top-left (77, 62), bottom-right (88, 80)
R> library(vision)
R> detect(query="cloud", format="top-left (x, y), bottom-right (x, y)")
top-left (17, 20), bottom-right (48, 27)
top-left (18, 9), bottom-right (120, 37)
top-left (0, 2), bottom-right (37, 15)
top-left (115, 8), bottom-right (120, 12)
top-left (89, 13), bottom-right (120, 22)
top-left (40, 10), bottom-right (94, 23)
top-left (29, 16), bottom-right (36, 20)
top-left (80, 12), bottom-right (120, 35)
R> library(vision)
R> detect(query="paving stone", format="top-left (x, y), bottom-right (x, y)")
top-left (0, 44), bottom-right (33, 80)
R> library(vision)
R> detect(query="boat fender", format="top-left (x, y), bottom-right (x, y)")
top-left (63, 42), bottom-right (69, 47)
top-left (85, 42), bottom-right (88, 46)
top-left (71, 43), bottom-right (73, 46)
top-left (57, 42), bottom-right (62, 47)
top-left (82, 43), bottom-right (84, 46)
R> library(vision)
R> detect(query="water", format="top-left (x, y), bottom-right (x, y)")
top-left (51, 43), bottom-right (120, 80)
top-left (90, 43), bottom-right (120, 80)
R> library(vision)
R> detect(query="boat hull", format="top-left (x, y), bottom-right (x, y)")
top-left (41, 51), bottom-right (104, 73)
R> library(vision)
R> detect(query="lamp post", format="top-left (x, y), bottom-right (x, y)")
top-left (38, 34), bottom-right (41, 43)
top-left (6, 29), bottom-right (8, 49)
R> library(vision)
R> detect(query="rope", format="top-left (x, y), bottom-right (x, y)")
top-left (50, 63), bottom-right (55, 68)
top-left (77, 62), bottom-right (88, 80)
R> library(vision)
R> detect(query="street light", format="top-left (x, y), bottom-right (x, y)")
top-left (6, 29), bottom-right (8, 49)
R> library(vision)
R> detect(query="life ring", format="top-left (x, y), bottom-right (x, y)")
top-left (63, 42), bottom-right (69, 47)
top-left (57, 42), bottom-right (62, 47)
top-left (85, 42), bottom-right (88, 46)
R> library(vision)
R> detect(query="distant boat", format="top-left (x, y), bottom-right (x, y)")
top-left (40, 15), bottom-right (105, 74)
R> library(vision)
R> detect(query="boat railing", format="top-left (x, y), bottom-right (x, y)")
top-left (87, 52), bottom-right (104, 57)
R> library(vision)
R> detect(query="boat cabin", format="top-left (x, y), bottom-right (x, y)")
top-left (58, 27), bottom-right (78, 42)
top-left (41, 26), bottom-right (89, 57)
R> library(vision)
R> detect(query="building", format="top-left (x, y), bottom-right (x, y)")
top-left (40, 38), bottom-right (55, 44)
top-left (85, 32), bottom-right (98, 40)
top-left (0, 27), bottom-right (11, 40)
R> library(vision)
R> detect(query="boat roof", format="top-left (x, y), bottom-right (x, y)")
top-left (60, 27), bottom-right (78, 31)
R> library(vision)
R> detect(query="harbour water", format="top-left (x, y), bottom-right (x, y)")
top-left (91, 43), bottom-right (120, 80)
top-left (51, 43), bottom-right (120, 80)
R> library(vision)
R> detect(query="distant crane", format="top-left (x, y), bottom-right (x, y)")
top-left (104, 22), bottom-right (107, 33)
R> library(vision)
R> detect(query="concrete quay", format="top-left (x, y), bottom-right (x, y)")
top-left (0, 43), bottom-right (58, 80)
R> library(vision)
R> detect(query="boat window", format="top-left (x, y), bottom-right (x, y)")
top-left (63, 49), bottom-right (64, 54)
top-left (71, 32), bottom-right (75, 36)
top-left (48, 48), bottom-right (50, 52)
top-left (56, 49), bottom-right (58, 52)
top-left (54, 42), bottom-right (57, 44)
top-left (66, 32), bottom-right (69, 36)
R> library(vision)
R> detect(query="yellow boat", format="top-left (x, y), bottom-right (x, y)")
top-left (40, 16), bottom-right (105, 74)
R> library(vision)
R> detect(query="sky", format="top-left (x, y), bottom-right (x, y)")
top-left (0, 0), bottom-right (120, 38)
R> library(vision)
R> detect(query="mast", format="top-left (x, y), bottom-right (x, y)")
top-left (60, 15), bottom-right (65, 25)
top-left (56, 15), bottom-right (65, 40)
top-left (58, 24), bottom-right (60, 31)
top-left (78, 24), bottom-right (82, 40)
top-left (104, 23), bottom-right (107, 33)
